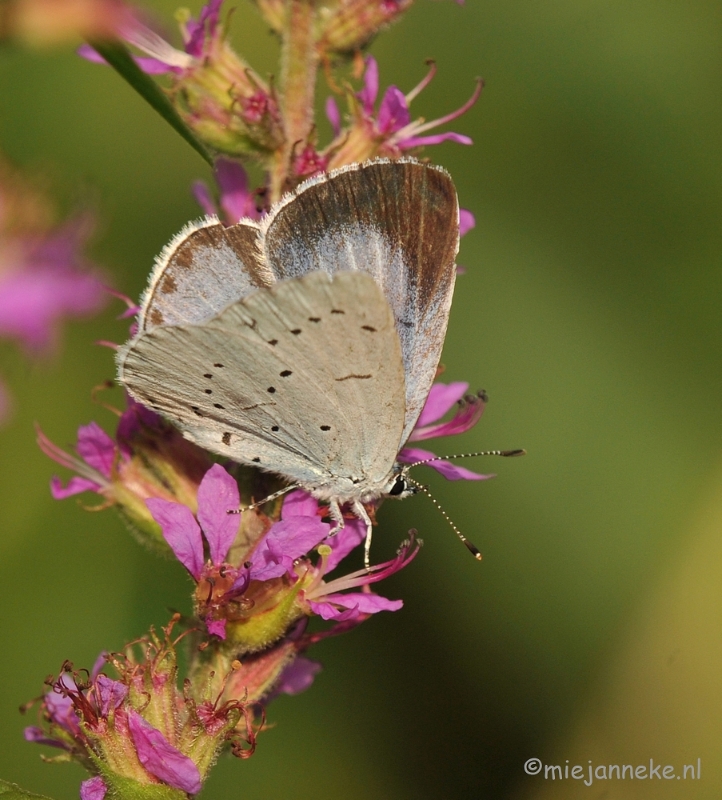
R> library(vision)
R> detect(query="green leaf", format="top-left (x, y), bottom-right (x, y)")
top-left (0, 780), bottom-right (55, 800)
top-left (87, 40), bottom-right (214, 167)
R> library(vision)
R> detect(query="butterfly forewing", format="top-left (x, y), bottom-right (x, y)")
top-left (138, 219), bottom-right (272, 333)
top-left (119, 271), bottom-right (407, 494)
top-left (261, 159), bottom-right (459, 443)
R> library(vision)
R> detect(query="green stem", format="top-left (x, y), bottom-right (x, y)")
top-left (271, 0), bottom-right (319, 200)
top-left (88, 40), bottom-right (214, 168)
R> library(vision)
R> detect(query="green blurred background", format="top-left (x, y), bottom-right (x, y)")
top-left (1, 1), bottom-right (721, 797)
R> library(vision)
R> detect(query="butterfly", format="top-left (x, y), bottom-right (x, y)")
top-left (118, 158), bottom-right (463, 564)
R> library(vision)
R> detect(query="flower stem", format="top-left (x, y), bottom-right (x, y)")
top-left (271, 0), bottom-right (319, 201)
top-left (88, 40), bottom-right (214, 167)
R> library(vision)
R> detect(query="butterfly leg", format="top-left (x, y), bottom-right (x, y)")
top-left (351, 500), bottom-right (374, 570)
top-left (327, 499), bottom-right (346, 537)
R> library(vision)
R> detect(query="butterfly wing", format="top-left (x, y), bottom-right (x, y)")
top-left (261, 158), bottom-right (459, 445)
top-left (119, 271), bottom-right (406, 494)
top-left (138, 218), bottom-right (272, 333)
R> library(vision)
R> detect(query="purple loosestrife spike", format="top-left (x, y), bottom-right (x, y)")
top-left (24, 619), bottom-right (258, 795)
top-left (79, 1), bottom-right (283, 159)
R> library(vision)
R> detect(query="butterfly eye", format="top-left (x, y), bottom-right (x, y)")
top-left (388, 476), bottom-right (414, 497)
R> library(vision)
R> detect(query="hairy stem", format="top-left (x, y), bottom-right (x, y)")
top-left (270, 0), bottom-right (319, 201)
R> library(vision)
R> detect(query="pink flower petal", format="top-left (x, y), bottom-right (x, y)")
top-left (95, 675), bottom-right (128, 716)
top-left (358, 56), bottom-right (379, 112)
top-left (378, 86), bottom-right (410, 134)
top-left (399, 447), bottom-right (494, 481)
top-left (50, 475), bottom-right (101, 499)
top-left (308, 600), bottom-right (360, 621)
top-left (206, 618), bottom-right (227, 639)
top-left (76, 422), bottom-right (115, 478)
top-left (322, 591), bottom-right (403, 614)
top-left (274, 656), bottom-right (322, 696)
top-left (128, 711), bottom-right (202, 794)
top-left (325, 96), bottom-right (341, 137)
top-left (324, 516), bottom-right (365, 573)
top-left (196, 464), bottom-right (240, 566)
top-left (215, 159), bottom-right (255, 223)
top-left (192, 180), bottom-right (217, 217)
top-left (281, 489), bottom-right (320, 519)
top-left (411, 389), bottom-right (486, 441)
top-left (459, 209), bottom-right (476, 237)
top-left (80, 777), bottom-right (107, 800)
top-left (250, 517), bottom-right (329, 581)
top-left (399, 132), bottom-right (473, 148)
top-left (24, 726), bottom-right (68, 749)
top-left (415, 382), bottom-right (468, 428)
top-left (146, 498), bottom-right (204, 579)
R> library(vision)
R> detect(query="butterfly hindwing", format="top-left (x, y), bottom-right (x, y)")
top-left (261, 158), bottom-right (459, 443)
top-left (138, 219), bottom-right (272, 333)
top-left (119, 271), bottom-right (407, 492)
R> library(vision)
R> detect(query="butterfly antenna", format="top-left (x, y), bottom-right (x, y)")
top-left (406, 449), bottom-right (526, 469)
top-left (405, 476), bottom-right (483, 561)
top-left (229, 484), bottom-right (298, 515)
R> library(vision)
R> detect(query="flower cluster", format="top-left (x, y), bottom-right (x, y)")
top-left (22, 0), bottom-right (500, 794)
top-left (80, 0), bottom-right (476, 204)
top-left (32, 379), bottom-right (488, 794)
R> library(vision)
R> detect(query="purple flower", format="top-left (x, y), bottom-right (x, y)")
top-left (399, 382), bottom-right (493, 481)
top-left (79, 1), bottom-right (283, 158)
top-left (0, 156), bottom-right (107, 423)
top-left (25, 647), bottom-right (211, 796)
top-left (273, 656), bottom-right (322, 696)
top-left (459, 209), bottom-right (476, 237)
top-left (356, 56), bottom-right (480, 151)
top-left (37, 396), bottom-right (212, 548)
top-left (148, 472), bottom-right (418, 644)
top-left (148, 462), bottom-right (240, 580)
top-left (192, 159), bottom-right (260, 225)
top-left (80, 777), bottom-right (107, 800)
top-left (0, 217), bottom-right (106, 354)
top-left (147, 463), bottom-right (250, 638)
top-left (302, 527), bottom-right (420, 623)
top-left (37, 421), bottom-right (116, 500)
top-left (128, 711), bottom-right (202, 794)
